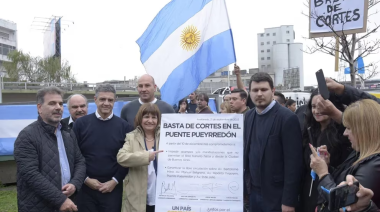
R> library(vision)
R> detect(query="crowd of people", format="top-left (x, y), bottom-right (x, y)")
top-left (12, 67), bottom-right (380, 212)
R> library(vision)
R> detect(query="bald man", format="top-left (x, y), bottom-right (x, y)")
top-left (120, 74), bottom-right (175, 125)
top-left (61, 94), bottom-right (88, 131)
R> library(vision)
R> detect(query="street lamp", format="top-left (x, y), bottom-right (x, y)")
top-left (0, 70), bottom-right (5, 104)
top-left (210, 80), bottom-right (213, 94)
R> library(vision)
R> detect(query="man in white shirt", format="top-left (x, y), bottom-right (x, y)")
top-left (61, 94), bottom-right (88, 131)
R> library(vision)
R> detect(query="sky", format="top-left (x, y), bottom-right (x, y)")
top-left (1, 0), bottom-right (379, 86)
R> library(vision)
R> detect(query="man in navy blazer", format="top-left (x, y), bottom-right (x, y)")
top-left (244, 72), bottom-right (303, 212)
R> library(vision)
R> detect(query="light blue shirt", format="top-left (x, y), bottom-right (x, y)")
top-left (256, 100), bottom-right (276, 115)
top-left (56, 123), bottom-right (71, 187)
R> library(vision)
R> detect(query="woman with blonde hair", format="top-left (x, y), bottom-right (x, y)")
top-left (220, 101), bottom-right (232, 113)
top-left (310, 99), bottom-right (380, 211)
top-left (117, 103), bottom-right (163, 212)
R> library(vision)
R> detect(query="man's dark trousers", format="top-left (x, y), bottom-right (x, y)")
top-left (76, 179), bottom-right (123, 212)
top-left (249, 189), bottom-right (264, 212)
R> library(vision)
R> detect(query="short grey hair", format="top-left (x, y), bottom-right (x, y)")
top-left (95, 84), bottom-right (116, 98)
top-left (67, 94), bottom-right (88, 108)
top-left (36, 86), bottom-right (64, 104)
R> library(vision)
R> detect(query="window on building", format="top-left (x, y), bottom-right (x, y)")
top-left (0, 32), bottom-right (10, 39)
top-left (266, 33), bottom-right (270, 36)
top-left (261, 65), bottom-right (266, 69)
top-left (267, 65), bottom-right (271, 69)
top-left (267, 49), bottom-right (270, 52)
top-left (261, 50), bottom-right (264, 53)
top-left (261, 57), bottom-right (264, 60)
top-left (273, 33), bottom-right (276, 36)
top-left (261, 34), bottom-right (264, 37)
top-left (3, 47), bottom-right (9, 56)
top-left (267, 41), bottom-right (270, 44)
top-left (261, 42), bottom-right (264, 45)
top-left (273, 41), bottom-right (276, 44)
top-left (267, 57), bottom-right (271, 60)
top-left (286, 31), bottom-right (290, 34)
top-left (0, 43), bottom-right (15, 56)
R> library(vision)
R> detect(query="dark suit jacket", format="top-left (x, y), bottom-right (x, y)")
top-left (61, 116), bottom-right (73, 131)
top-left (244, 102), bottom-right (303, 211)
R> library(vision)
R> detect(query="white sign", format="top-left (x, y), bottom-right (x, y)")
top-left (43, 19), bottom-right (56, 58)
top-left (156, 114), bottom-right (244, 212)
top-left (310, 0), bottom-right (366, 33)
top-left (282, 92), bottom-right (311, 108)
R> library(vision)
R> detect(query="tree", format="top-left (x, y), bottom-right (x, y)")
top-left (2, 50), bottom-right (43, 82)
top-left (304, 0), bottom-right (380, 87)
top-left (3, 50), bottom-right (76, 83)
top-left (39, 56), bottom-right (76, 83)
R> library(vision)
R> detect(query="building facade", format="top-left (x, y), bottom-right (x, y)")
top-left (257, 25), bottom-right (304, 90)
top-left (199, 66), bottom-right (274, 93)
top-left (0, 19), bottom-right (17, 70)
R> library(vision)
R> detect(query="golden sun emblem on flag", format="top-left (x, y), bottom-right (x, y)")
top-left (180, 25), bottom-right (201, 51)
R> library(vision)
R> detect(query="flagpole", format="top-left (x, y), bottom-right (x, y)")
top-left (228, 67), bottom-right (230, 88)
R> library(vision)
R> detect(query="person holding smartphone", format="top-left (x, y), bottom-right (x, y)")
top-left (309, 99), bottom-right (380, 212)
top-left (300, 89), bottom-right (352, 212)
top-left (338, 175), bottom-right (379, 212)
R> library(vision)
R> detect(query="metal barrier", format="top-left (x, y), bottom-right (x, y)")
top-left (1, 82), bottom-right (136, 91)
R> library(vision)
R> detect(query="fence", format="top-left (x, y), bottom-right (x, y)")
top-left (1, 82), bottom-right (136, 91)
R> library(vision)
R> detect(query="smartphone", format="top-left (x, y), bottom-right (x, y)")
top-left (316, 69), bottom-right (330, 100)
top-left (307, 127), bottom-right (314, 146)
top-left (328, 181), bottom-right (359, 211)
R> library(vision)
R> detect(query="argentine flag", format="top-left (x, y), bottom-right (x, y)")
top-left (137, 0), bottom-right (236, 105)
top-left (0, 102), bottom-right (130, 156)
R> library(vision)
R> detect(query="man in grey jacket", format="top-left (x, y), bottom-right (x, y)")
top-left (14, 87), bottom-right (86, 212)
top-left (120, 74), bottom-right (175, 124)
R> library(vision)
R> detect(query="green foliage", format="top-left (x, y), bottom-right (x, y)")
top-left (0, 186), bottom-right (17, 212)
top-left (2, 50), bottom-right (76, 83)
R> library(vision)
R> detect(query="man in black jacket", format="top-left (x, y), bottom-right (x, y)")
top-left (14, 87), bottom-right (86, 212)
top-left (61, 94), bottom-right (88, 131)
top-left (244, 73), bottom-right (303, 212)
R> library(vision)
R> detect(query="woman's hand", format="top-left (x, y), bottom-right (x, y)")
top-left (309, 144), bottom-right (329, 179)
top-left (318, 145), bottom-right (330, 166)
top-left (149, 150), bottom-right (163, 162)
top-left (339, 175), bottom-right (374, 212)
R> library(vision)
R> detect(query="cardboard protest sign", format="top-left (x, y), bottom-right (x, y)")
top-left (309, 0), bottom-right (368, 38)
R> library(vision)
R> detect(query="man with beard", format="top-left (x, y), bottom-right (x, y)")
top-left (61, 94), bottom-right (88, 131)
top-left (14, 87), bottom-right (86, 212)
top-left (244, 73), bottom-right (302, 212)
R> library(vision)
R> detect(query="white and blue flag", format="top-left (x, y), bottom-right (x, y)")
top-left (137, 0), bottom-right (236, 105)
top-left (0, 102), bottom-right (129, 156)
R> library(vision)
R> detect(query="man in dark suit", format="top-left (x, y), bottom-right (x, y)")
top-left (244, 72), bottom-right (303, 212)
top-left (61, 94), bottom-right (88, 131)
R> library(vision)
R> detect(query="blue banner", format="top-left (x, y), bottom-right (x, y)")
top-left (357, 57), bottom-right (365, 74)
top-left (344, 67), bottom-right (350, 74)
